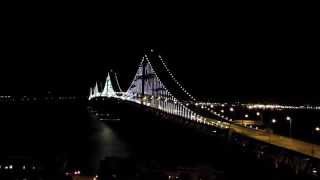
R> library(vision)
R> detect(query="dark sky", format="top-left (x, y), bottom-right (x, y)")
top-left (0, 11), bottom-right (319, 104)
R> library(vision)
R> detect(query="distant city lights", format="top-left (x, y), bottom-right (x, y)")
top-left (246, 103), bottom-right (320, 111)
top-left (196, 102), bottom-right (320, 111)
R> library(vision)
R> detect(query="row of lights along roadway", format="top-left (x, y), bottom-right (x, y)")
top-left (196, 103), bottom-right (320, 137)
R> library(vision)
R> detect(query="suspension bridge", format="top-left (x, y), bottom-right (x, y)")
top-left (88, 49), bottom-right (320, 162)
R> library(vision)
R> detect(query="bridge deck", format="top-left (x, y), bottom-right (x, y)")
top-left (140, 102), bottom-right (320, 160)
top-left (92, 97), bottom-right (320, 160)
top-left (229, 123), bottom-right (320, 159)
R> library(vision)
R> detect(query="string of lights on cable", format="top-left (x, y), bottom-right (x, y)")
top-left (157, 52), bottom-right (197, 102)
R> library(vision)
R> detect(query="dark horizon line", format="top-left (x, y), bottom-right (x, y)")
top-left (1, 95), bottom-right (320, 106)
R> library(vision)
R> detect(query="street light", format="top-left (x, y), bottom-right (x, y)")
top-left (256, 112), bottom-right (260, 116)
top-left (312, 126), bottom-right (320, 157)
top-left (272, 118), bottom-right (277, 124)
top-left (229, 107), bottom-right (234, 112)
top-left (286, 116), bottom-right (292, 137)
top-left (243, 114), bottom-right (249, 126)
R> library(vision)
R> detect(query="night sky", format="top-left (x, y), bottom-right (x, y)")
top-left (0, 11), bottom-right (319, 104)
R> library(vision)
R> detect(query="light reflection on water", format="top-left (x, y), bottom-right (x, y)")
top-left (76, 114), bottom-right (132, 173)
top-left (99, 124), bottom-right (130, 158)
top-left (1, 104), bottom-right (226, 178)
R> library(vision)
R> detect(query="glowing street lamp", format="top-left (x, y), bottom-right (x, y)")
top-left (242, 114), bottom-right (249, 126)
top-left (286, 116), bottom-right (291, 121)
top-left (229, 107), bottom-right (234, 112)
top-left (312, 126), bottom-right (320, 157)
top-left (272, 118), bottom-right (277, 124)
top-left (286, 116), bottom-right (292, 137)
top-left (256, 112), bottom-right (260, 116)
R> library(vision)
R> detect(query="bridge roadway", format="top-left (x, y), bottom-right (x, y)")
top-left (135, 101), bottom-right (320, 160)
top-left (205, 117), bottom-right (320, 159)
top-left (94, 97), bottom-right (320, 160)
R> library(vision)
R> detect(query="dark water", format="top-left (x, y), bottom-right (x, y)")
top-left (0, 104), bottom-right (121, 171)
top-left (1, 103), bottom-right (316, 180)
top-left (0, 103), bottom-right (228, 177)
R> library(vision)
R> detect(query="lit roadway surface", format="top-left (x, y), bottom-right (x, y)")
top-left (204, 117), bottom-right (320, 159)
top-left (226, 122), bottom-right (320, 159)
top-left (93, 96), bottom-right (320, 159)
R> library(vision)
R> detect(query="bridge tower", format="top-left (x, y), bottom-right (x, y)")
top-left (89, 70), bottom-right (123, 99)
top-left (141, 58), bottom-right (146, 97)
top-left (101, 72), bottom-right (116, 97)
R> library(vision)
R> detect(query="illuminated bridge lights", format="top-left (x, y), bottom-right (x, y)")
top-left (87, 50), bottom-right (320, 164)
top-left (89, 53), bottom-right (232, 131)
